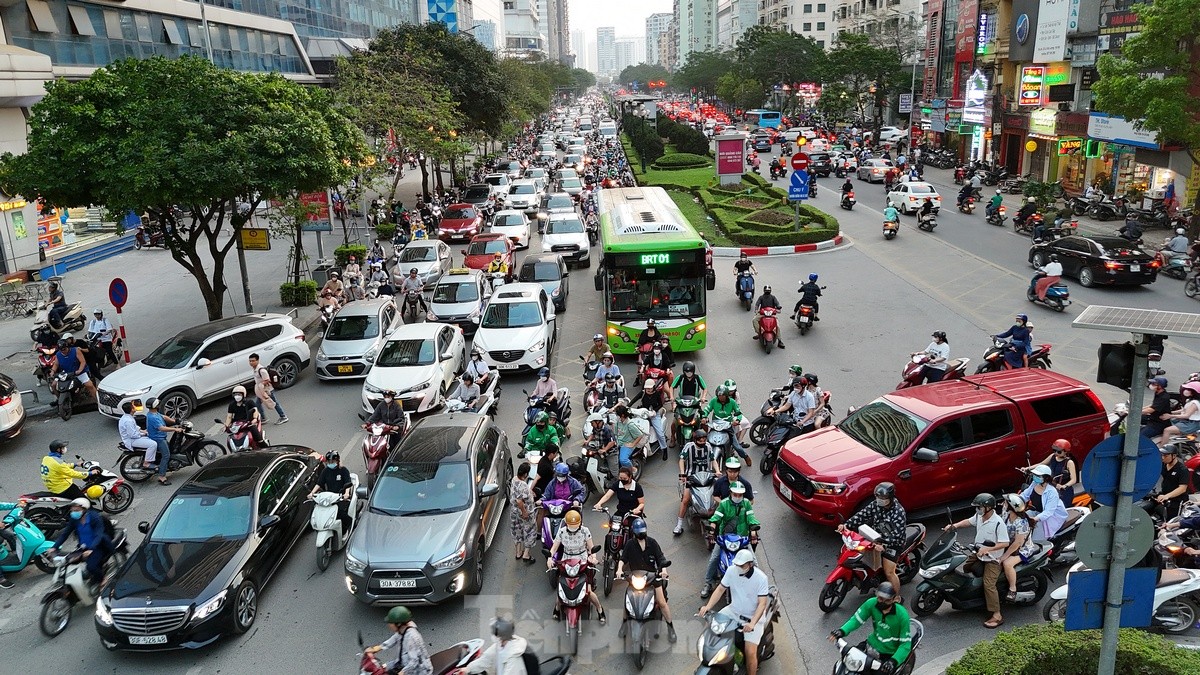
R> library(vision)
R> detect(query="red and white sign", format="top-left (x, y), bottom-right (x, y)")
top-left (790, 153), bottom-right (810, 171)
top-left (716, 137), bottom-right (745, 176)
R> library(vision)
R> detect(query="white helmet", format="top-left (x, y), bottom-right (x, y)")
top-left (1178, 228), bottom-right (1187, 236)
top-left (1004, 493), bottom-right (1025, 512)
top-left (1030, 464), bottom-right (1053, 478)
top-left (1027, 197), bottom-right (1036, 203)
top-left (587, 412), bottom-right (604, 424)
top-left (71, 497), bottom-right (91, 510)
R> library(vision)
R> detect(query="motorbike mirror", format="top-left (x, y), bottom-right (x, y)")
top-left (257, 514), bottom-right (281, 531)
top-left (356, 486), bottom-right (369, 500)
top-left (195, 358), bottom-right (212, 369)
top-left (479, 483), bottom-right (500, 497)
top-left (660, 559), bottom-right (672, 568)
top-left (137, 521), bottom-right (150, 534)
top-left (913, 447), bottom-right (939, 463)
top-left (591, 544), bottom-right (602, 553)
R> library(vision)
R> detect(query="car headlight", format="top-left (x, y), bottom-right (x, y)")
top-left (401, 381), bottom-right (431, 395)
top-left (345, 552), bottom-right (367, 576)
top-left (431, 543), bottom-right (467, 570)
top-left (531, 340), bottom-right (546, 352)
top-left (363, 346), bottom-right (378, 364)
top-left (811, 480), bottom-right (848, 495)
top-left (123, 386), bottom-right (152, 397)
top-left (95, 598), bottom-right (113, 626)
top-left (317, 347), bottom-right (327, 360)
top-left (551, 287), bottom-right (560, 297)
top-left (426, 309), bottom-right (439, 320)
top-left (192, 589), bottom-right (227, 622)
top-left (364, 383), bottom-right (383, 394)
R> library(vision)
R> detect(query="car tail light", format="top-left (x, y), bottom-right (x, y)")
top-left (1149, 260), bottom-right (1161, 269)
top-left (0, 394), bottom-right (10, 406)
top-left (1105, 261), bottom-right (1120, 270)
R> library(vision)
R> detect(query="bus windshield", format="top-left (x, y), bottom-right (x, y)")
top-left (604, 267), bottom-right (704, 320)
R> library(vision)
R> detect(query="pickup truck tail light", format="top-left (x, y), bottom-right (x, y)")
top-left (1085, 389), bottom-right (1110, 436)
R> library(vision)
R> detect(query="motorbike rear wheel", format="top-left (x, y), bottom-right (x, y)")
top-left (799, 323), bottom-right (810, 336)
top-left (1043, 598), bottom-right (1067, 622)
top-left (193, 440), bottom-right (227, 466)
top-left (103, 482), bottom-right (135, 514)
top-left (1187, 278), bottom-right (1200, 298)
top-left (118, 453), bottom-right (154, 483)
top-left (1156, 597), bottom-right (1200, 634)
top-left (749, 417), bottom-right (771, 446)
top-left (818, 578), bottom-right (850, 613)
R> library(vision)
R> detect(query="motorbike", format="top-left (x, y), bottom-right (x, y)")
top-left (86, 332), bottom-right (121, 372)
top-left (682, 470), bottom-right (717, 536)
top-left (917, 211), bottom-right (938, 232)
top-left (706, 417), bottom-right (737, 467)
top-left (318, 295), bottom-right (337, 332)
top-left (749, 387), bottom-right (788, 446)
top-left (539, 498), bottom-right (576, 564)
top-left (598, 507), bottom-right (631, 596)
top-left (361, 422), bottom-right (405, 490)
top-left (402, 289), bottom-right (424, 323)
top-left (769, 164), bottom-right (787, 180)
top-left (550, 545), bottom-right (602, 655)
top-left (0, 505), bottom-right (56, 576)
top-left (896, 353), bottom-right (971, 389)
top-left (694, 593), bottom-right (780, 674)
top-left (911, 528), bottom-right (1052, 617)
top-left (841, 191), bottom-right (857, 210)
top-left (133, 223), bottom-right (167, 250)
top-left (1155, 244), bottom-right (1192, 280)
top-left (759, 391), bottom-right (832, 474)
top-left (619, 562), bottom-right (672, 670)
top-left (1184, 269), bottom-right (1200, 300)
top-left (519, 389), bottom-right (571, 448)
top-left (1013, 211), bottom-right (1040, 236)
top-left (957, 196), bottom-right (976, 214)
top-left (310, 474), bottom-right (361, 571)
top-left (818, 524), bottom-right (927, 613)
top-left (118, 418), bottom-right (226, 482)
top-left (445, 373), bottom-right (500, 417)
top-left (986, 205), bottom-right (1008, 227)
top-left (30, 301), bottom-right (85, 341)
top-left (219, 418), bottom-right (267, 453)
top-left (794, 302), bottom-right (818, 335)
top-left (758, 306), bottom-right (781, 353)
top-left (883, 219), bottom-right (899, 240)
top-left (1089, 195), bottom-right (1128, 221)
top-left (1027, 271), bottom-right (1071, 313)
top-left (40, 531), bottom-right (129, 637)
top-left (1044, 560), bottom-right (1200, 633)
top-left (567, 437), bottom-right (609, 500)
top-left (736, 271), bottom-right (755, 311)
top-left (33, 345), bottom-right (56, 386)
top-left (357, 634), bottom-right (485, 675)
top-left (50, 370), bottom-right (87, 421)
top-left (21, 464), bottom-right (134, 542)
top-left (975, 336), bottom-right (1053, 373)
top-left (673, 395), bottom-right (703, 447)
top-left (953, 166), bottom-right (966, 184)
top-left (831, 621), bottom-right (924, 675)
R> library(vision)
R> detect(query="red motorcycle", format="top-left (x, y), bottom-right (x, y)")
top-left (758, 306), bottom-right (781, 353)
top-left (361, 422), bottom-right (403, 489)
top-left (34, 345), bottom-right (56, 386)
top-left (218, 418), bottom-right (266, 453)
top-left (975, 337), bottom-right (1053, 373)
top-left (134, 224), bottom-right (167, 250)
top-left (356, 634), bottom-right (484, 675)
top-left (818, 524), bottom-right (927, 613)
top-left (634, 340), bottom-right (673, 387)
top-left (953, 166), bottom-right (966, 184)
top-left (550, 546), bottom-right (601, 655)
top-left (896, 353), bottom-right (971, 389)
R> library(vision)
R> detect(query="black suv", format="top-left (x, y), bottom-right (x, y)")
top-left (808, 152), bottom-right (833, 177)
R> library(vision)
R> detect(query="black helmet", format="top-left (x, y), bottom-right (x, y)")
top-left (763, 285), bottom-right (772, 294)
top-left (932, 331), bottom-right (947, 341)
top-left (791, 376), bottom-right (807, 388)
top-left (972, 493), bottom-right (997, 510)
top-left (803, 373), bottom-right (818, 385)
top-left (1049, 253), bottom-right (1059, 262)
top-left (324, 451), bottom-right (340, 463)
top-left (49, 439), bottom-right (68, 453)
top-left (683, 361), bottom-right (696, 374)
top-left (491, 616), bottom-right (515, 641)
top-left (875, 581), bottom-right (897, 601)
top-left (874, 482), bottom-right (896, 500)
top-left (693, 428), bottom-right (708, 440)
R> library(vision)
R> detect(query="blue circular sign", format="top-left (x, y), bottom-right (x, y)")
top-left (1015, 14), bottom-right (1030, 45)
top-left (108, 277), bottom-right (128, 309)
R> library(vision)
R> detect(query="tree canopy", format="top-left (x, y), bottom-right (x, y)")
top-left (618, 63), bottom-right (671, 89)
top-left (674, 50), bottom-right (736, 96)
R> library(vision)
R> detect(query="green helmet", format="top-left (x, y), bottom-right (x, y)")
top-left (385, 606), bottom-right (413, 624)
top-left (535, 411), bottom-right (550, 425)
top-left (715, 385), bottom-right (729, 398)
top-left (788, 365), bottom-right (804, 376)
top-left (722, 379), bottom-right (737, 393)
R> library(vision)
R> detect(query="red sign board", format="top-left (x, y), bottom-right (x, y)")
top-left (108, 278), bottom-right (128, 309)
top-left (790, 153), bottom-right (810, 171)
top-left (716, 138), bottom-right (745, 176)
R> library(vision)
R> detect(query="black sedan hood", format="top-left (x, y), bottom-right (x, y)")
top-left (110, 539), bottom-right (244, 602)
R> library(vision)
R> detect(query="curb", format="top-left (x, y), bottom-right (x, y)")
top-left (913, 646), bottom-right (969, 675)
top-left (712, 234), bottom-right (846, 257)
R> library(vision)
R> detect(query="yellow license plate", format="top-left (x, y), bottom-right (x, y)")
top-left (337, 365), bottom-right (354, 373)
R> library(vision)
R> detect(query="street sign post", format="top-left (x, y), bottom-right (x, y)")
top-left (790, 152), bottom-right (810, 172)
top-left (1073, 505), bottom-right (1155, 571)
top-left (1079, 434), bottom-right (1161, 507)
top-left (1065, 568), bottom-right (1157, 630)
top-left (899, 93), bottom-right (913, 114)
top-left (789, 170), bottom-right (810, 231)
top-left (107, 278), bottom-right (131, 364)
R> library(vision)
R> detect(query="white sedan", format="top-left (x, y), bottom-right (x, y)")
top-left (361, 322), bottom-right (466, 415)
top-left (488, 209), bottom-right (531, 249)
top-left (887, 182), bottom-right (943, 215)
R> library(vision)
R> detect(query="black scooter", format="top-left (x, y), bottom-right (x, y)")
top-left (911, 528), bottom-right (1053, 618)
top-left (695, 591), bottom-right (781, 674)
top-left (117, 418), bottom-right (226, 482)
top-left (617, 561), bottom-right (672, 670)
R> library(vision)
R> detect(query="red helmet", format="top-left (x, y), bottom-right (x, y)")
top-left (1052, 439), bottom-right (1071, 452)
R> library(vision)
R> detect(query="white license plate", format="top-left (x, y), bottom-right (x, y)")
top-left (496, 363), bottom-right (519, 370)
top-left (799, 316), bottom-right (811, 324)
top-left (779, 484), bottom-right (793, 501)
top-left (379, 578), bottom-right (417, 589)
top-left (1130, 264), bottom-right (1140, 272)
top-left (128, 635), bottom-right (168, 645)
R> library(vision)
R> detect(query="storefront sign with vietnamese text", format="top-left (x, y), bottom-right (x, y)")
top-left (1058, 138), bottom-right (1083, 154)
top-left (1020, 66), bottom-right (1044, 106)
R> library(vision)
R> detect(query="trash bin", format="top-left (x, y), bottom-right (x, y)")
top-left (313, 263), bottom-right (334, 287)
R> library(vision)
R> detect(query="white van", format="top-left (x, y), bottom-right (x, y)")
top-left (577, 116), bottom-right (594, 133)
top-left (598, 123), bottom-right (617, 138)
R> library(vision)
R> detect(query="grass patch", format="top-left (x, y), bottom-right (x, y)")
top-left (666, 190), bottom-right (735, 247)
top-left (745, 210), bottom-right (794, 226)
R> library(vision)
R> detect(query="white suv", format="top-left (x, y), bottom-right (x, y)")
top-left (97, 314), bottom-right (311, 421)
top-left (541, 213), bottom-right (590, 268)
top-left (472, 283), bottom-right (557, 373)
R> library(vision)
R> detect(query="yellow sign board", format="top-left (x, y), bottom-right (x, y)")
top-left (240, 227), bottom-right (270, 251)
top-left (0, 199), bottom-right (27, 212)
top-left (1025, 140), bottom-right (1039, 153)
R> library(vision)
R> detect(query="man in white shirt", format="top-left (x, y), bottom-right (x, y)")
top-left (464, 617), bottom-right (529, 675)
top-left (117, 400), bottom-right (159, 464)
top-left (913, 331), bottom-right (951, 383)
top-left (87, 309), bottom-right (120, 368)
top-left (448, 374), bottom-right (482, 411)
top-left (698, 548), bottom-right (772, 675)
top-left (945, 493), bottom-right (1009, 628)
top-left (1035, 254), bottom-right (1064, 301)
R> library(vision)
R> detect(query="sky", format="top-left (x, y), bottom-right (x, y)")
top-left (568, 0), bottom-right (671, 38)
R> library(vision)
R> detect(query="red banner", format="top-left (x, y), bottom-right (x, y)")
top-left (716, 138), bottom-right (745, 176)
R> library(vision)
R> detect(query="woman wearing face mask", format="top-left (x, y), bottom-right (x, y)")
top-left (1020, 465), bottom-right (1067, 541)
top-left (531, 367), bottom-right (559, 417)
top-left (838, 482), bottom-right (907, 599)
top-left (545, 509), bottom-right (606, 623)
top-left (222, 385), bottom-right (265, 447)
top-left (308, 451), bottom-right (353, 535)
top-left (998, 493), bottom-right (1039, 603)
top-left (592, 466), bottom-right (646, 520)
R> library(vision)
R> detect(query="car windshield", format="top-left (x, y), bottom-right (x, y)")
top-left (445, 207), bottom-right (476, 220)
top-left (484, 175), bottom-right (507, 186)
top-left (326, 314), bottom-right (380, 341)
top-left (565, 155), bottom-right (581, 163)
top-left (546, 218), bottom-right (584, 234)
top-left (561, 179), bottom-right (582, 189)
top-left (520, 262), bottom-right (562, 282)
top-left (481, 301), bottom-right (543, 328)
top-left (495, 214), bottom-right (524, 227)
top-left (398, 246), bottom-right (436, 262)
top-left (375, 339), bottom-right (436, 367)
top-left (463, 187), bottom-right (490, 201)
top-left (371, 462), bottom-right (472, 515)
top-left (434, 281), bottom-right (479, 303)
top-left (150, 494), bottom-right (252, 541)
top-left (545, 196), bottom-right (573, 210)
top-left (839, 400), bottom-right (929, 458)
top-left (467, 239), bottom-right (508, 255)
top-left (510, 184), bottom-right (536, 195)
top-left (143, 335), bottom-right (204, 369)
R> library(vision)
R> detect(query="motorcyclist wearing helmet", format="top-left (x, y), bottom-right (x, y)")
top-left (41, 439), bottom-right (88, 499)
top-left (524, 411), bottom-right (561, 457)
top-left (48, 497), bottom-right (114, 584)
top-left (319, 270), bottom-right (344, 310)
top-left (994, 314), bottom-right (1032, 368)
top-left (767, 377), bottom-right (819, 436)
top-left (794, 273), bottom-right (822, 320)
top-left (675, 428), bottom-right (719, 535)
top-left (839, 482), bottom-right (908, 597)
top-left (584, 412), bottom-right (618, 477)
top-left (999, 493), bottom-right (1040, 605)
top-left (986, 189), bottom-right (1003, 217)
top-left (223, 385), bottom-right (265, 446)
top-left (50, 335), bottom-right (98, 400)
top-left (911, 331), bottom-right (950, 383)
top-left (531, 367), bottom-right (559, 416)
top-left (957, 181), bottom-right (975, 208)
top-left (465, 348), bottom-right (493, 391)
top-left (145, 396), bottom-right (182, 485)
top-left (448, 373), bottom-right (482, 411)
top-left (1015, 196), bottom-right (1038, 226)
top-left (671, 360), bottom-right (707, 400)
top-left (1167, 227), bottom-right (1189, 256)
top-left (1025, 439), bottom-right (1079, 505)
top-left (462, 617), bottom-right (529, 675)
top-left (592, 351), bottom-right (623, 387)
top-left (828, 581), bottom-right (912, 675)
top-left (1034, 253), bottom-right (1063, 301)
top-left (366, 606), bottom-right (433, 675)
top-left (1021, 464), bottom-right (1068, 541)
top-left (945, 493), bottom-right (1009, 628)
top-left (701, 481), bottom-right (760, 599)
top-left (583, 333), bottom-right (608, 365)
top-left (309, 451), bottom-right (354, 534)
top-left (705, 385), bottom-right (751, 465)
top-left (598, 373), bottom-right (625, 408)
top-left (546, 509), bottom-right (606, 623)
top-left (485, 251), bottom-right (509, 275)
top-left (617, 517), bottom-right (677, 643)
top-left (637, 320), bottom-right (664, 353)
top-left (752, 285), bottom-right (785, 348)
top-left (365, 390), bottom-right (407, 449)
top-left (399, 268), bottom-right (430, 313)
top-left (46, 280), bottom-right (68, 328)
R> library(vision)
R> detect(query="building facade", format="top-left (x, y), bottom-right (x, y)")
top-left (614, 38), bottom-right (637, 76)
top-left (503, 0), bottom-right (543, 55)
top-left (469, 0), bottom-right (505, 51)
top-left (674, 0), bottom-right (716, 70)
top-left (645, 12), bottom-right (672, 66)
top-left (596, 26), bottom-right (616, 77)
top-left (715, 0), bottom-right (757, 49)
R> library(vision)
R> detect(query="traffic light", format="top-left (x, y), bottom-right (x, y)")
top-left (1097, 342), bottom-right (1134, 391)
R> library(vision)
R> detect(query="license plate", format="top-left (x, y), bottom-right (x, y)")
top-left (1130, 264), bottom-right (1140, 272)
top-left (800, 316), bottom-right (811, 324)
top-left (337, 365), bottom-right (354, 373)
top-left (379, 578), bottom-right (417, 589)
top-left (496, 363), bottom-right (519, 370)
top-left (128, 635), bottom-right (168, 645)
top-left (779, 484), bottom-right (793, 501)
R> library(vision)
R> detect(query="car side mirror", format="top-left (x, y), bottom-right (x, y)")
top-left (356, 486), bottom-right (369, 500)
top-left (441, 350), bottom-right (454, 361)
top-left (461, 249), bottom-right (467, 255)
top-left (562, 268), bottom-right (570, 277)
top-left (480, 483), bottom-right (500, 497)
top-left (913, 447), bottom-right (939, 463)
top-left (258, 514), bottom-right (281, 530)
top-left (196, 358), bottom-right (212, 369)
top-left (137, 521), bottom-right (150, 534)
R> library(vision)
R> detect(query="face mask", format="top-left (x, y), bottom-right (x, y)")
top-left (975, 507), bottom-right (987, 515)
top-left (1032, 475), bottom-right (1045, 485)
top-left (70, 510), bottom-right (84, 520)
top-left (567, 525), bottom-right (580, 533)
top-left (556, 475), bottom-right (567, 483)
top-left (384, 396), bottom-right (394, 403)
top-left (621, 479), bottom-right (632, 487)
top-left (741, 564), bottom-right (754, 577)
top-left (731, 494), bottom-right (744, 504)
top-left (326, 463), bottom-right (338, 470)
top-left (875, 498), bottom-right (890, 508)
top-left (635, 532), bottom-right (646, 541)
top-left (233, 395), bottom-right (244, 402)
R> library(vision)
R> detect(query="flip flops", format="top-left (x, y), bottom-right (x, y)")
top-left (984, 617), bottom-right (1004, 629)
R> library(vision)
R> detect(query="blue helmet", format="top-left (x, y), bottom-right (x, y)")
top-left (538, 367), bottom-right (550, 378)
top-left (1015, 313), bottom-right (1028, 323)
top-left (631, 518), bottom-right (647, 535)
top-left (808, 273), bottom-right (818, 282)
top-left (554, 462), bottom-right (570, 477)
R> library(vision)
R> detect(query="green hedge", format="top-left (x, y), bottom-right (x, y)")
top-left (375, 222), bottom-right (396, 240)
top-left (279, 280), bottom-right (318, 307)
top-left (653, 152), bottom-right (711, 169)
top-left (658, 117), bottom-right (712, 156)
top-left (947, 624), bottom-right (1200, 675)
top-left (334, 244), bottom-right (366, 266)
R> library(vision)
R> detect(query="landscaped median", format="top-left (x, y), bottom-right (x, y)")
top-left (622, 135), bottom-right (840, 249)
top-left (942, 623), bottom-right (1200, 674)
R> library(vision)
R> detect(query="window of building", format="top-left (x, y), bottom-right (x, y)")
top-left (818, 3), bottom-right (826, 11)
top-left (803, 3), bottom-right (812, 11)
top-left (187, 22), bottom-right (204, 48)
top-left (102, 10), bottom-right (120, 38)
top-left (803, 22), bottom-right (812, 31)
top-left (67, 5), bottom-right (96, 36)
top-left (134, 13), bottom-right (154, 42)
top-left (817, 21), bottom-right (826, 30)
top-left (27, 0), bottom-right (58, 33)
top-left (162, 18), bottom-right (183, 45)
top-left (818, 40), bottom-right (825, 48)
top-left (504, 1), bottom-right (514, 8)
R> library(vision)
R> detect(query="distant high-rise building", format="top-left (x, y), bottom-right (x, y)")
top-left (615, 38), bottom-right (637, 76)
top-left (665, 19), bottom-right (679, 70)
top-left (469, 0), bottom-right (506, 52)
top-left (596, 26), bottom-right (617, 77)
top-left (645, 13), bottom-right (672, 67)
top-left (571, 28), bottom-right (588, 69)
top-left (536, 0), bottom-right (569, 63)
top-left (504, 0), bottom-right (544, 55)
top-left (716, 0), bottom-right (757, 49)
top-left (674, 0), bottom-right (716, 70)
top-left (552, 0), bottom-right (571, 65)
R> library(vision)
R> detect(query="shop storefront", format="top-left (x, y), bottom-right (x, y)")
top-left (1051, 113), bottom-right (1090, 193)
top-left (1000, 113), bottom-right (1029, 172)
top-left (1022, 108), bottom-right (1058, 181)
top-left (1086, 113), bottom-right (1167, 199)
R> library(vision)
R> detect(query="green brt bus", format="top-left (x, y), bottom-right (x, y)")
top-left (595, 187), bottom-right (708, 354)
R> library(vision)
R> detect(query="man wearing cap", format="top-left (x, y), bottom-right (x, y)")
top-left (713, 456), bottom-right (755, 503)
top-left (366, 606), bottom-right (433, 675)
top-left (912, 331), bottom-right (950, 383)
top-left (698, 547), bottom-right (771, 675)
top-left (464, 617), bottom-right (529, 675)
top-left (828, 581), bottom-right (912, 675)
top-left (1141, 377), bottom-right (1173, 439)
top-left (702, 481), bottom-right (760, 599)
top-left (1156, 445), bottom-right (1192, 521)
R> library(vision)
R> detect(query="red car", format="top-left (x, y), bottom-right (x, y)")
top-left (462, 233), bottom-right (514, 271)
top-left (437, 203), bottom-right (484, 242)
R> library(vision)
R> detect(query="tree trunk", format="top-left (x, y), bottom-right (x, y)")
top-left (434, 158), bottom-right (445, 194)
top-left (236, 233), bottom-right (253, 313)
top-left (419, 157), bottom-right (430, 202)
top-left (448, 155), bottom-right (457, 189)
top-left (388, 167), bottom-right (403, 205)
top-left (292, 222), bottom-right (304, 287)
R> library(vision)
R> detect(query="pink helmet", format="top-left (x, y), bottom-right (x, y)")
top-left (1183, 382), bottom-right (1200, 396)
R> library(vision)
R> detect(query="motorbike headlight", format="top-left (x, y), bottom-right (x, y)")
top-left (921, 563), bottom-right (949, 578)
top-left (192, 589), bottom-right (227, 622)
top-left (345, 551), bottom-right (367, 576)
top-left (708, 645), bottom-right (731, 666)
top-left (844, 649), bottom-right (867, 672)
top-left (810, 480), bottom-right (847, 495)
top-left (95, 598), bottom-right (113, 626)
top-left (431, 543), bottom-right (467, 570)
top-left (630, 574), bottom-right (647, 591)
top-left (363, 346), bottom-right (378, 364)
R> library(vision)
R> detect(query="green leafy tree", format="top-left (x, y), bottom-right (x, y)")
top-left (618, 63), bottom-right (672, 90)
top-left (1093, 0), bottom-right (1200, 219)
top-left (0, 56), bottom-right (364, 320)
top-left (674, 50), bottom-right (736, 97)
top-left (570, 68), bottom-right (597, 94)
top-left (734, 27), bottom-right (827, 101)
top-left (825, 34), bottom-right (905, 127)
top-left (817, 82), bottom-right (855, 121)
top-left (717, 72), bottom-right (765, 111)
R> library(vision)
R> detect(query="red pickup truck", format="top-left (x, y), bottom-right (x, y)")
top-left (774, 369), bottom-right (1109, 524)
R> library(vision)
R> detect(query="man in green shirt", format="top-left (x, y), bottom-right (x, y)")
top-left (704, 385), bottom-right (750, 465)
top-left (829, 582), bottom-right (912, 674)
top-left (701, 482), bottom-right (759, 598)
top-left (524, 412), bottom-right (559, 455)
top-left (613, 404), bottom-right (647, 469)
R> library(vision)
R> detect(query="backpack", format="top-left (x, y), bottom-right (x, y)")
top-left (260, 365), bottom-right (281, 387)
top-left (521, 648), bottom-right (541, 675)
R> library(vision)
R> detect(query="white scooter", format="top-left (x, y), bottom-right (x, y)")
top-left (310, 474), bottom-right (361, 572)
top-left (1044, 560), bottom-right (1200, 632)
top-left (41, 529), bottom-right (129, 637)
top-left (444, 373), bottom-right (501, 416)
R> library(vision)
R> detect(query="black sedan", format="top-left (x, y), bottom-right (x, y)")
top-left (807, 152), bottom-right (833, 177)
top-left (1029, 235), bottom-right (1159, 287)
top-left (96, 448), bottom-right (318, 650)
top-left (518, 253), bottom-right (570, 312)
top-left (751, 135), bottom-right (773, 153)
